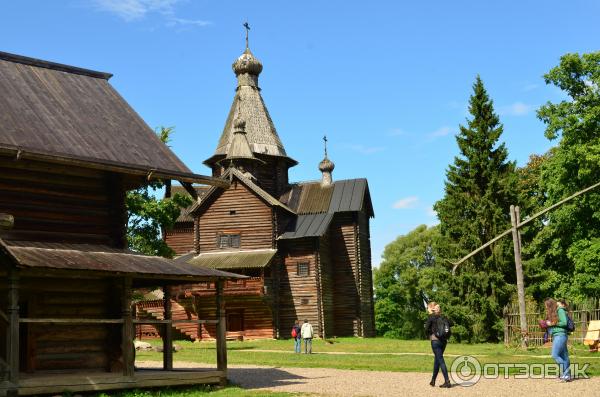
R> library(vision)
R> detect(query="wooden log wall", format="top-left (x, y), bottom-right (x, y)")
top-left (18, 276), bottom-right (121, 373)
top-left (330, 213), bottom-right (360, 337)
top-left (357, 212), bottom-right (376, 337)
top-left (164, 222), bottom-right (195, 255)
top-left (318, 234), bottom-right (335, 338)
top-left (0, 157), bottom-right (126, 246)
top-left (278, 239), bottom-right (319, 337)
top-left (197, 180), bottom-right (273, 253)
top-left (194, 295), bottom-right (274, 340)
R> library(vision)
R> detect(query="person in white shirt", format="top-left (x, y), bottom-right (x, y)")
top-left (301, 319), bottom-right (314, 354)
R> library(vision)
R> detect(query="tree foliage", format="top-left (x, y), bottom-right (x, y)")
top-left (433, 76), bottom-right (520, 342)
top-left (373, 225), bottom-right (450, 339)
top-left (126, 127), bottom-right (192, 258)
top-left (529, 51), bottom-right (600, 301)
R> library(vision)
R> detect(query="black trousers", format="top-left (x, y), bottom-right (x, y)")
top-left (431, 339), bottom-right (449, 383)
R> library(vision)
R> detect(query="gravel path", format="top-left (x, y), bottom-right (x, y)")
top-left (137, 360), bottom-right (600, 397)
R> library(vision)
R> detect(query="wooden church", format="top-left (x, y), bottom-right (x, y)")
top-left (164, 38), bottom-right (376, 340)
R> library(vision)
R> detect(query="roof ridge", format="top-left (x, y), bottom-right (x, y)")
top-left (0, 51), bottom-right (112, 80)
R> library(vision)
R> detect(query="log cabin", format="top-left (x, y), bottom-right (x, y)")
top-left (163, 42), bottom-right (376, 340)
top-left (0, 51), bottom-right (241, 396)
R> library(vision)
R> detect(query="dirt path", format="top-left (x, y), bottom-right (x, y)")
top-left (137, 361), bottom-right (599, 397)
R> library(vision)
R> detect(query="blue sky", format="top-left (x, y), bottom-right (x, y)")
top-left (3, 1), bottom-right (600, 266)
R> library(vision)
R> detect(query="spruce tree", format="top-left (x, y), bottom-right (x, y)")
top-left (434, 76), bottom-right (519, 342)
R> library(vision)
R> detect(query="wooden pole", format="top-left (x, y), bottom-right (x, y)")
top-left (216, 279), bottom-right (227, 385)
top-left (121, 277), bottom-right (134, 377)
top-left (163, 285), bottom-right (173, 371)
top-left (510, 205), bottom-right (528, 348)
top-left (7, 269), bottom-right (19, 394)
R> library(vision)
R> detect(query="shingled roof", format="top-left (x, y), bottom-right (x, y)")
top-left (204, 47), bottom-right (296, 166)
top-left (0, 239), bottom-right (242, 280)
top-left (0, 51), bottom-right (224, 187)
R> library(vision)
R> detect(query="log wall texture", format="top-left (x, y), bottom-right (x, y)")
top-left (0, 157), bottom-right (125, 246)
top-left (329, 213), bottom-right (360, 337)
top-left (278, 239), bottom-right (319, 337)
top-left (357, 211), bottom-right (376, 337)
top-left (18, 277), bottom-right (121, 372)
top-left (197, 181), bottom-right (273, 253)
top-left (164, 223), bottom-right (195, 255)
top-left (318, 234), bottom-right (335, 338)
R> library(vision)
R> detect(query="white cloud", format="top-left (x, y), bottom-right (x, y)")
top-left (348, 144), bottom-right (385, 155)
top-left (167, 17), bottom-right (211, 27)
top-left (428, 126), bottom-right (453, 138)
top-left (393, 196), bottom-right (419, 209)
top-left (92, 0), bottom-right (211, 27)
top-left (499, 102), bottom-right (532, 116)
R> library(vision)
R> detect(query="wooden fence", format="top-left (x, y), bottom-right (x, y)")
top-left (503, 298), bottom-right (600, 346)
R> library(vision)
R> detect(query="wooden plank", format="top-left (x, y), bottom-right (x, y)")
top-left (7, 269), bottom-right (19, 389)
top-left (122, 277), bottom-right (134, 377)
top-left (216, 279), bottom-right (227, 383)
top-left (19, 318), bottom-right (124, 324)
top-left (163, 285), bottom-right (173, 371)
top-left (15, 370), bottom-right (224, 396)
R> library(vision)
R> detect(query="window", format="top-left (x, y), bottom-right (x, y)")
top-left (301, 298), bottom-right (309, 305)
top-left (297, 262), bottom-right (309, 277)
top-left (218, 233), bottom-right (241, 248)
top-left (229, 210), bottom-right (237, 215)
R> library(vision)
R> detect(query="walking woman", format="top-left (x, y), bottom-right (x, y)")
top-left (425, 301), bottom-right (451, 388)
top-left (545, 298), bottom-right (571, 382)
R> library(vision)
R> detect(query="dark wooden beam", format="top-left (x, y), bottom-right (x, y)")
top-left (180, 182), bottom-right (198, 201)
top-left (122, 277), bottom-right (135, 377)
top-left (7, 269), bottom-right (19, 392)
top-left (216, 279), bottom-right (227, 385)
top-left (163, 285), bottom-right (173, 371)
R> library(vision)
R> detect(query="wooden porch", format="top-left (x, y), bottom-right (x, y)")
top-left (0, 269), bottom-right (232, 397)
top-left (7, 368), bottom-right (223, 396)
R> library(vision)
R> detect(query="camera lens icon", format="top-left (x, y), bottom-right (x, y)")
top-left (450, 355), bottom-right (481, 387)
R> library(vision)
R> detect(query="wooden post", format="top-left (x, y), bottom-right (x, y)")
top-left (7, 269), bottom-right (19, 393)
top-left (510, 205), bottom-right (528, 348)
top-left (216, 279), bottom-right (227, 385)
top-left (121, 277), bottom-right (134, 377)
top-left (163, 285), bottom-right (173, 371)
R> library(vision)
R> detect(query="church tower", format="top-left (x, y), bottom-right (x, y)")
top-left (203, 25), bottom-right (296, 197)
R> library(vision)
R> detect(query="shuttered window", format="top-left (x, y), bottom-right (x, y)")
top-left (218, 233), bottom-right (241, 248)
top-left (297, 262), bottom-right (309, 277)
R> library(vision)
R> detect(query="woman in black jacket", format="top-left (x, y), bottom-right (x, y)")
top-left (425, 301), bottom-right (451, 388)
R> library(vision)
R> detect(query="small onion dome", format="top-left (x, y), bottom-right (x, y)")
top-left (319, 157), bottom-right (335, 173)
top-left (232, 48), bottom-right (263, 76)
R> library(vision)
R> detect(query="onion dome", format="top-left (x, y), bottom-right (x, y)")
top-left (319, 157), bottom-right (335, 173)
top-left (232, 48), bottom-right (263, 76)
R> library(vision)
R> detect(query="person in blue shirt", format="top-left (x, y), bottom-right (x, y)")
top-left (545, 298), bottom-right (571, 382)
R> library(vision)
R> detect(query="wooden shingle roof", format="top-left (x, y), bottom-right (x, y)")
top-left (182, 249), bottom-right (276, 270)
top-left (0, 239), bottom-right (242, 279)
top-left (0, 51), bottom-right (224, 187)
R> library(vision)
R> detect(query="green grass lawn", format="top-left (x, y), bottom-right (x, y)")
top-left (135, 337), bottom-right (600, 376)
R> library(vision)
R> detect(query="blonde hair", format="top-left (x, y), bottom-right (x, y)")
top-left (427, 301), bottom-right (439, 314)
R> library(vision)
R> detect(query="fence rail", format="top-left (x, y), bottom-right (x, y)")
top-left (504, 298), bottom-right (600, 346)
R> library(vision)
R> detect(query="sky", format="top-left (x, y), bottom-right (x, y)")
top-left (3, 1), bottom-right (600, 266)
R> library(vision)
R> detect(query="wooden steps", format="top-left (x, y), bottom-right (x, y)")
top-left (136, 300), bottom-right (199, 341)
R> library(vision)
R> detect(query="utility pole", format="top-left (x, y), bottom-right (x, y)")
top-left (510, 205), bottom-right (528, 348)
